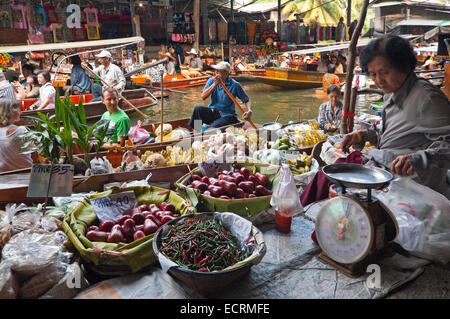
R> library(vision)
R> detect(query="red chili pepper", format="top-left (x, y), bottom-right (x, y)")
top-left (199, 255), bottom-right (210, 265)
top-left (194, 252), bottom-right (198, 265)
top-left (198, 267), bottom-right (208, 272)
top-left (182, 250), bottom-right (187, 260)
top-left (221, 249), bottom-right (228, 257)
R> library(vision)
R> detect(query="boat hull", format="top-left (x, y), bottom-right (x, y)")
top-left (152, 75), bottom-right (209, 89)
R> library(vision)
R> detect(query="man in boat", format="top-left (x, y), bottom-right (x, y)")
top-left (341, 35), bottom-right (450, 199)
top-left (317, 84), bottom-right (342, 132)
top-left (82, 50), bottom-right (126, 93)
top-left (322, 65), bottom-right (342, 92)
top-left (188, 61), bottom-right (252, 131)
top-left (100, 87), bottom-right (131, 147)
top-left (180, 48), bottom-right (203, 79)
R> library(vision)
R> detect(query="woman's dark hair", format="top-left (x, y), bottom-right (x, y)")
top-left (327, 84), bottom-right (340, 95)
top-left (359, 35), bottom-right (417, 74)
top-left (28, 74), bottom-right (38, 86)
top-left (38, 70), bottom-right (51, 82)
top-left (70, 55), bottom-right (82, 65)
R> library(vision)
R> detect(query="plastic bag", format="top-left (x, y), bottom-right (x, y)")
top-left (86, 156), bottom-right (114, 175)
top-left (120, 150), bottom-right (144, 172)
top-left (128, 120), bottom-right (150, 145)
top-left (270, 164), bottom-right (303, 216)
top-left (375, 177), bottom-right (450, 264)
top-left (0, 204), bottom-right (40, 248)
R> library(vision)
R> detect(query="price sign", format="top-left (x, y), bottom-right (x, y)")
top-left (89, 191), bottom-right (137, 222)
top-left (198, 159), bottom-right (231, 177)
top-left (27, 164), bottom-right (74, 197)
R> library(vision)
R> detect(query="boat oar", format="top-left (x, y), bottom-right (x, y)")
top-left (83, 66), bottom-right (150, 120)
top-left (218, 81), bottom-right (258, 130)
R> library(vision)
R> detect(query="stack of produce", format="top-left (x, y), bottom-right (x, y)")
top-left (85, 202), bottom-right (180, 244)
top-left (280, 122), bottom-right (327, 149)
top-left (140, 129), bottom-right (267, 168)
top-left (62, 186), bottom-right (195, 273)
top-left (186, 166), bottom-right (273, 199)
top-left (160, 218), bottom-right (245, 272)
top-left (286, 152), bottom-right (313, 175)
top-left (176, 162), bottom-right (282, 216)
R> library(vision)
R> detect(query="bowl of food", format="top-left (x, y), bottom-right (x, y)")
top-left (152, 212), bottom-right (266, 295)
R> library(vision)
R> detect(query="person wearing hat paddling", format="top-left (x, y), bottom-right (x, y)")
top-left (82, 50), bottom-right (126, 93)
top-left (188, 61), bottom-right (252, 131)
top-left (180, 48), bottom-right (204, 78)
top-left (279, 53), bottom-right (290, 68)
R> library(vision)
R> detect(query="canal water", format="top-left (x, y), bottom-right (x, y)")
top-left (130, 81), bottom-right (382, 126)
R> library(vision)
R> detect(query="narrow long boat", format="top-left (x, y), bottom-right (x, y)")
top-left (152, 74), bottom-right (210, 89)
top-left (244, 67), bottom-right (347, 89)
top-left (17, 89), bottom-right (158, 127)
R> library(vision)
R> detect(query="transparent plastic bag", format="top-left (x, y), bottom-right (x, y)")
top-left (0, 204), bottom-right (40, 248)
top-left (121, 150), bottom-right (144, 172)
top-left (128, 120), bottom-right (150, 145)
top-left (375, 177), bottom-right (450, 264)
top-left (86, 156), bottom-right (114, 175)
top-left (270, 164), bottom-right (303, 217)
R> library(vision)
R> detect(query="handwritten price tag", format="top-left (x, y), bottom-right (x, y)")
top-left (89, 191), bottom-right (137, 222)
top-left (198, 159), bottom-right (231, 177)
top-left (27, 164), bottom-right (74, 197)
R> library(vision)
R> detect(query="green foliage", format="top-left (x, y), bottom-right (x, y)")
top-left (20, 89), bottom-right (110, 170)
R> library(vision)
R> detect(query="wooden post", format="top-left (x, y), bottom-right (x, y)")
top-left (340, 0), bottom-right (369, 134)
top-left (194, 0), bottom-right (200, 52)
top-left (201, 0), bottom-right (209, 45)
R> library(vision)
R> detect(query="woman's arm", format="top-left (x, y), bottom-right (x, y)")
top-left (37, 97), bottom-right (52, 110)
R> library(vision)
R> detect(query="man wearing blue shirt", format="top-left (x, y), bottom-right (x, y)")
top-left (188, 61), bottom-right (252, 130)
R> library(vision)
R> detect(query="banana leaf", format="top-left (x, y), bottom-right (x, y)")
top-left (175, 162), bottom-right (282, 217)
top-left (62, 186), bottom-right (195, 273)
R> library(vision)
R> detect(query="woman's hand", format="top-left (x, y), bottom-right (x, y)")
top-left (341, 132), bottom-right (360, 153)
top-left (391, 154), bottom-right (414, 176)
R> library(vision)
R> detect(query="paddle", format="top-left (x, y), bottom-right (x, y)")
top-left (217, 80), bottom-right (258, 130)
top-left (83, 66), bottom-right (150, 120)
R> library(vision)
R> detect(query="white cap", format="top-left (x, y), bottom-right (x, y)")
top-left (186, 48), bottom-right (199, 55)
top-left (211, 61), bottom-right (232, 73)
top-left (282, 53), bottom-right (290, 58)
top-left (95, 50), bottom-right (112, 58)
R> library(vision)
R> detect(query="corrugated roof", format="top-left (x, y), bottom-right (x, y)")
top-left (237, 0), bottom-right (292, 13)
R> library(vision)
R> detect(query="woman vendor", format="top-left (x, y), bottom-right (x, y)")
top-left (188, 61), bottom-right (252, 131)
top-left (341, 35), bottom-right (450, 198)
top-left (317, 84), bottom-right (342, 132)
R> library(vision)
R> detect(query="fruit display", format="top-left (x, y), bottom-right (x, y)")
top-left (186, 167), bottom-right (273, 199)
top-left (85, 202), bottom-right (180, 244)
top-left (271, 137), bottom-right (296, 151)
top-left (286, 152), bottom-right (313, 175)
top-left (140, 129), bottom-right (267, 168)
top-left (281, 122), bottom-right (327, 148)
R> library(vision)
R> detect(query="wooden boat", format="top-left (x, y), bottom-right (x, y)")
top-left (245, 67), bottom-right (347, 89)
top-left (17, 89), bottom-right (158, 127)
top-left (152, 74), bottom-right (210, 89)
top-left (234, 69), bottom-right (266, 77)
top-left (0, 164), bottom-right (197, 209)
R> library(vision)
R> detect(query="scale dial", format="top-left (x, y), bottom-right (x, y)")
top-left (316, 196), bottom-right (374, 264)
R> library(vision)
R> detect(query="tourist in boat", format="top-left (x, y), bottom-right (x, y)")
top-left (18, 63), bottom-right (35, 87)
top-left (15, 74), bottom-right (39, 100)
top-left (317, 84), bottom-right (342, 132)
top-left (188, 61), bottom-right (252, 131)
top-left (64, 55), bottom-right (92, 96)
top-left (279, 53), bottom-right (291, 68)
top-left (165, 47), bottom-right (178, 75)
top-left (322, 66), bottom-right (342, 92)
top-left (337, 54), bottom-right (347, 73)
top-left (30, 71), bottom-right (55, 110)
top-left (0, 70), bottom-right (17, 101)
top-left (83, 50), bottom-right (126, 93)
top-left (317, 55), bottom-right (330, 73)
top-left (0, 99), bottom-right (36, 172)
top-left (100, 87), bottom-right (131, 147)
top-left (180, 48), bottom-right (203, 79)
top-left (341, 35), bottom-right (450, 198)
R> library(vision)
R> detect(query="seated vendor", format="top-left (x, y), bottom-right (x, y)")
top-left (188, 61), bottom-right (252, 131)
top-left (64, 55), bottom-right (93, 96)
top-left (180, 48), bottom-right (203, 78)
top-left (341, 35), bottom-right (450, 199)
top-left (100, 88), bottom-right (131, 147)
top-left (317, 84), bottom-right (342, 132)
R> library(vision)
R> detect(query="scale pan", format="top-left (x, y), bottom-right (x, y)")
top-left (322, 163), bottom-right (393, 189)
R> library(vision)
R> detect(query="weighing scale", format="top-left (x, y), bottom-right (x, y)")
top-left (315, 164), bottom-right (399, 278)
